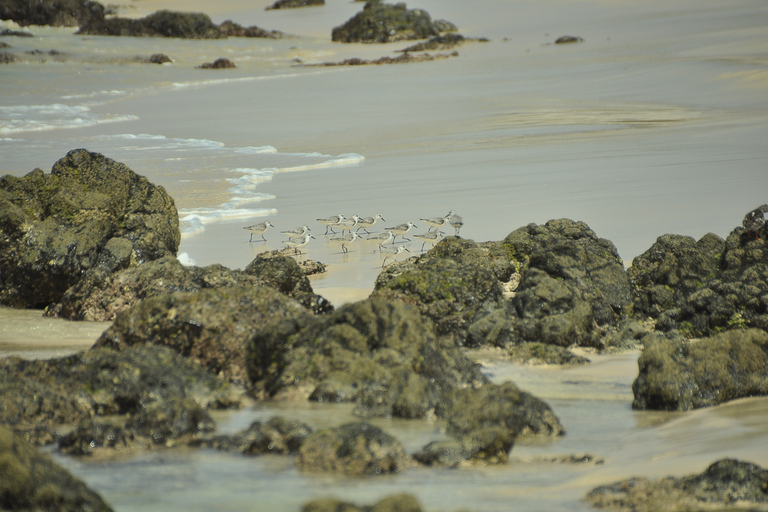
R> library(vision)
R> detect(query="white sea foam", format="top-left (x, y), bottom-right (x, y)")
top-left (269, 153), bottom-right (366, 173)
top-left (0, 104), bottom-right (138, 134)
top-left (179, 207), bottom-right (277, 237)
top-left (176, 252), bottom-right (197, 266)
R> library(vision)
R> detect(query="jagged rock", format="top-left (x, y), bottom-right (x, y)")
top-left (0, 345), bottom-right (243, 447)
top-left (331, 0), bottom-right (457, 43)
top-left (0, 425), bottom-right (114, 511)
top-left (266, 0), bottom-right (324, 10)
top-left (77, 10), bottom-right (223, 38)
top-left (631, 328), bottom-right (768, 410)
top-left (0, 149), bottom-right (179, 309)
top-left (196, 416), bottom-right (312, 455)
top-left (503, 219), bottom-right (634, 348)
top-left (95, 285), bottom-right (313, 386)
top-left (126, 396), bottom-right (215, 445)
top-left (218, 20), bottom-right (284, 38)
top-left (247, 295), bottom-right (486, 417)
top-left (397, 33), bottom-right (488, 52)
top-left (197, 57), bottom-right (236, 69)
top-left (586, 459), bottom-right (768, 511)
top-left (0, 0), bottom-right (105, 27)
top-left (296, 422), bottom-right (412, 474)
top-left (58, 419), bottom-right (135, 455)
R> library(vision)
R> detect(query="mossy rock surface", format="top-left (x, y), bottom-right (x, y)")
top-left (77, 10), bottom-right (223, 38)
top-left (196, 416), bottom-right (312, 455)
top-left (0, 149), bottom-right (179, 309)
top-left (632, 328), bottom-right (768, 410)
top-left (302, 494), bottom-right (421, 512)
top-left (0, 0), bottom-right (105, 27)
top-left (332, 0), bottom-right (457, 43)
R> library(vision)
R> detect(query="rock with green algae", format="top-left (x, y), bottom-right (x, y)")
top-left (586, 459), bottom-right (768, 511)
top-left (629, 228), bottom-right (768, 337)
top-left (631, 328), bottom-right (768, 411)
top-left (0, 149), bottom-right (179, 309)
top-left (266, 0), bottom-right (324, 10)
top-left (331, 0), bottom-right (457, 43)
top-left (77, 10), bottom-right (223, 38)
top-left (0, 0), bottom-right (105, 28)
top-left (0, 425), bottom-right (114, 511)
top-left (507, 341), bottom-right (590, 366)
top-left (296, 422), bottom-right (412, 475)
top-left (0, 345), bottom-right (243, 448)
top-left (194, 416), bottom-right (312, 455)
top-left (302, 494), bottom-right (423, 512)
top-left (95, 285), bottom-right (313, 386)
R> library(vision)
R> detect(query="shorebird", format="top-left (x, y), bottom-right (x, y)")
top-left (420, 210), bottom-right (454, 232)
top-left (449, 211), bottom-right (464, 236)
top-left (378, 245), bottom-right (410, 268)
top-left (743, 204), bottom-right (768, 239)
top-left (317, 214), bottom-right (345, 235)
top-left (413, 230), bottom-right (444, 252)
top-left (283, 233), bottom-right (314, 254)
top-left (356, 214), bottom-right (385, 234)
top-left (384, 221), bottom-right (417, 243)
top-left (367, 230), bottom-right (395, 248)
top-left (281, 225), bottom-right (311, 237)
top-left (244, 220), bottom-right (274, 242)
top-left (330, 231), bottom-right (361, 253)
top-left (335, 214), bottom-right (360, 234)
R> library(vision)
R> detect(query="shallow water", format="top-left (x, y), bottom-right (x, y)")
top-left (2, 0), bottom-right (768, 509)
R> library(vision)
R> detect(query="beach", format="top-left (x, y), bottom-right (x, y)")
top-left (2, 0), bottom-right (768, 509)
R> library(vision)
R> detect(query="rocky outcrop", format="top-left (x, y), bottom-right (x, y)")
top-left (197, 57), bottom-right (236, 69)
top-left (0, 0), bottom-right (105, 28)
top-left (629, 229), bottom-right (768, 337)
top-left (296, 422), bottom-right (412, 474)
top-left (554, 35), bottom-right (584, 44)
top-left (507, 342), bottom-right (590, 365)
top-left (248, 295), bottom-right (486, 416)
top-left (0, 149), bottom-right (179, 310)
top-left (0, 425), bottom-right (114, 511)
top-left (586, 459), bottom-right (768, 511)
top-left (503, 219), bottom-right (634, 348)
top-left (195, 416), bottom-right (312, 455)
top-left (218, 20), bottom-right (284, 39)
top-left (95, 285), bottom-right (312, 386)
top-left (302, 494), bottom-right (422, 512)
top-left (306, 52), bottom-right (456, 66)
top-left (0, 345), bottom-right (243, 449)
top-left (631, 328), bottom-right (768, 411)
top-left (331, 1), bottom-right (457, 43)
top-left (266, 0), bottom-right (324, 10)
top-left (374, 237), bottom-right (513, 346)
top-left (397, 33), bottom-right (489, 52)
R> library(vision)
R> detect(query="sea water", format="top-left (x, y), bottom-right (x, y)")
top-left (2, 0), bottom-right (768, 509)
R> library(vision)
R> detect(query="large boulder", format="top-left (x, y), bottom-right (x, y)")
top-left (296, 422), bottom-right (412, 475)
top-left (331, 0), bottom-right (457, 43)
top-left (77, 10), bottom-right (223, 38)
top-left (95, 285), bottom-right (313, 386)
top-left (502, 219), bottom-right (635, 348)
top-left (0, 425), bottom-right (114, 511)
top-left (0, 149), bottom-right (179, 309)
top-left (373, 236), bottom-right (514, 346)
top-left (632, 328), bottom-right (768, 410)
top-left (0, 345), bottom-right (243, 448)
top-left (586, 459), bottom-right (768, 511)
top-left (0, 0), bottom-right (105, 28)
top-left (247, 295), bottom-right (487, 417)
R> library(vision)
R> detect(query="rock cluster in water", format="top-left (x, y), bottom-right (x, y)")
top-left (331, 0), bottom-right (457, 43)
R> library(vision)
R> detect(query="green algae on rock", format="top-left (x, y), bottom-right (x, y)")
top-left (331, 1), bottom-right (457, 43)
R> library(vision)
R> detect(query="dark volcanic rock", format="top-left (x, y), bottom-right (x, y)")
top-left (332, 0), bottom-right (457, 43)
top-left (307, 51), bottom-right (455, 66)
top-left (0, 425), bottom-right (114, 511)
top-left (1, 28), bottom-right (34, 37)
top-left (144, 53), bottom-right (172, 64)
top-left (95, 285), bottom-right (312, 386)
top-left (586, 459), bottom-right (768, 511)
top-left (398, 33), bottom-right (488, 52)
top-left (629, 228), bottom-right (768, 336)
top-left (218, 20), bottom-right (284, 39)
top-left (58, 419), bottom-right (135, 455)
top-left (296, 422), bottom-right (412, 474)
top-left (502, 219), bottom-right (634, 348)
top-left (126, 396), bottom-right (215, 444)
top-left (197, 57), bottom-right (236, 69)
top-left (77, 10), bottom-right (223, 38)
top-left (0, 149), bottom-right (180, 309)
top-left (266, 0), bottom-right (324, 10)
top-left (507, 342), bottom-right (590, 365)
top-left (302, 494), bottom-right (422, 512)
top-left (197, 416), bottom-right (312, 455)
top-left (248, 294), bottom-right (486, 417)
top-left (631, 328), bottom-right (768, 411)
top-left (0, 0), bottom-right (105, 28)
top-left (373, 236), bottom-right (513, 346)
top-left (554, 35), bottom-right (584, 44)
top-left (0, 345), bottom-right (243, 447)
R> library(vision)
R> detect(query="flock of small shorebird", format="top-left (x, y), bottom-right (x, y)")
top-left (243, 210), bottom-right (464, 267)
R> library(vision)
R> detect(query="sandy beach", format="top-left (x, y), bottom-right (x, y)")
top-left (2, 0), bottom-right (768, 509)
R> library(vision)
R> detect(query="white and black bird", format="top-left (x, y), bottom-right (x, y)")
top-left (317, 214), bottom-right (345, 235)
top-left (283, 233), bottom-right (314, 254)
top-left (367, 230), bottom-right (395, 248)
top-left (449, 211), bottom-right (464, 237)
top-left (281, 225), bottom-right (311, 237)
top-left (335, 214), bottom-right (360, 234)
top-left (384, 221), bottom-right (418, 243)
top-left (378, 244), bottom-right (410, 268)
top-left (413, 230), bottom-right (444, 252)
top-left (330, 231), bottom-right (362, 253)
top-left (356, 214), bottom-right (385, 234)
top-left (420, 211), bottom-right (453, 232)
top-left (244, 220), bottom-right (274, 242)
